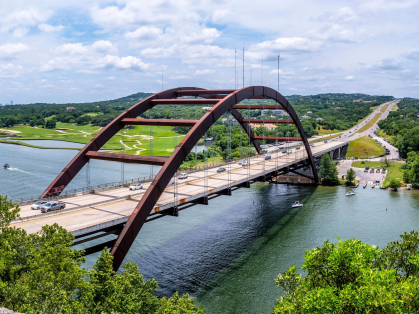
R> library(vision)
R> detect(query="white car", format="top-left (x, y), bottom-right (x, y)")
top-left (31, 200), bottom-right (47, 210)
top-left (178, 173), bottom-right (188, 179)
top-left (287, 150), bottom-right (293, 154)
top-left (129, 183), bottom-right (143, 190)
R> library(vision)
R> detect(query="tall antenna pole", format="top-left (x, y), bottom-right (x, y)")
top-left (235, 48), bottom-right (237, 89)
top-left (242, 47), bottom-right (245, 88)
top-left (261, 56), bottom-right (263, 86)
top-left (278, 55), bottom-right (280, 91)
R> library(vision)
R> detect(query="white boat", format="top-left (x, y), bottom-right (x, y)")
top-left (292, 201), bottom-right (303, 208)
top-left (346, 191), bottom-right (355, 196)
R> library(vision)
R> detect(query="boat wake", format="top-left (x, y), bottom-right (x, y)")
top-left (7, 167), bottom-right (30, 174)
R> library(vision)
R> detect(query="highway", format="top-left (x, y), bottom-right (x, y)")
top-left (12, 140), bottom-right (346, 236)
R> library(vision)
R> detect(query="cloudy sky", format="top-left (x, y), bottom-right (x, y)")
top-left (1, 0), bottom-right (419, 104)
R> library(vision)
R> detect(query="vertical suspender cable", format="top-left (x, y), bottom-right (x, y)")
top-left (149, 107), bottom-right (153, 178)
top-left (86, 160), bottom-right (90, 190)
top-left (121, 127), bottom-right (125, 183)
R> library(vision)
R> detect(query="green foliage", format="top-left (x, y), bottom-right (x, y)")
top-left (345, 168), bottom-right (356, 186)
top-left (273, 232), bottom-right (419, 313)
top-left (319, 154), bottom-right (339, 185)
top-left (378, 98), bottom-right (419, 158)
top-left (45, 118), bottom-right (56, 129)
top-left (0, 195), bottom-right (203, 313)
top-left (389, 178), bottom-right (401, 190)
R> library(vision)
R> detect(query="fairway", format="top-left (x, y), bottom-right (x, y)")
top-left (346, 136), bottom-right (385, 158)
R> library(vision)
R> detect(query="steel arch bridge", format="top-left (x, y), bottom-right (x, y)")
top-left (41, 86), bottom-right (319, 271)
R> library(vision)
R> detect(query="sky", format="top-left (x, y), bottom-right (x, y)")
top-left (1, 0), bottom-right (419, 104)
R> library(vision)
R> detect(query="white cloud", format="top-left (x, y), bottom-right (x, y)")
top-left (56, 43), bottom-right (88, 55)
top-left (308, 24), bottom-right (372, 43)
top-left (40, 59), bottom-right (69, 72)
top-left (169, 75), bottom-right (191, 79)
top-left (92, 40), bottom-right (117, 53)
top-left (0, 63), bottom-right (23, 78)
top-left (0, 43), bottom-right (29, 58)
top-left (12, 28), bottom-right (29, 38)
top-left (250, 37), bottom-right (322, 56)
top-left (125, 26), bottom-right (163, 40)
top-left (345, 75), bottom-right (355, 80)
top-left (360, 0), bottom-right (419, 13)
top-left (319, 7), bottom-right (358, 23)
top-left (1, 8), bottom-right (53, 32)
top-left (38, 24), bottom-right (64, 32)
top-left (194, 69), bottom-right (215, 75)
top-left (270, 69), bottom-right (295, 76)
top-left (94, 55), bottom-right (151, 71)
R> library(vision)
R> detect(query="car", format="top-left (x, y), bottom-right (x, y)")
top-left (273, 142), bottom-right (279, 146)
top-left (279, 142), bottom-right (285, 145)
top-left (365, 166), bottom-right (369, 170)
top-left (296, 146), bottom-right (300, 150)
top-left (129, 183), bottom-right (143, 190)
top-left (238, 159), bottom-right (245, 165)
top-left (282, 149), bottom-right (287, 153)
top-left (287, 150), bottom-right (292, 154)
top-left (242, 160), bottom-right (250, 167)
top-left (40, 202), bottom-right (65, 213)
top-left (324, 140), bottom-right (328, 143)
top-left (265, 154), bottom-right (271, 160)
top-left (31, 200), bottom-right (47, 210)
top-left (178, 173), bottom-right (188, 179)
top-left (310, 143), bottom-right (315, 147)
top-left (217, 167), bottom-right (226, 172)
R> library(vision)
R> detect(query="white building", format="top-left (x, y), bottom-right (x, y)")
top-left (300, 115), bottom-right (310, 119)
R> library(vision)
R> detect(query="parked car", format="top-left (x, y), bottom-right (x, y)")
top-left (265, 154), bottom-right (271, 160)
top-left (217, 167), bottom-right (226, 172)
top-left (282, 149), bottom-right (287, 153)
top-left (287, 150), bottom-right (292, 154)
top-left (178, 173), bottom-right (188, 179)
top-left (310, 143), bottom-right (314, 147)
top-left (296, 146), bottom-right (300, 150)
top-left (242, 160), bottom-right (250, 167)
top-left (31, 200), bottom-right (47, 210)
top-left (324, 140), bottom-right (328, 143)
top-left (129, 183), bottom-right (143, 190)
top-left (40, 202), bottom-right (65, 213)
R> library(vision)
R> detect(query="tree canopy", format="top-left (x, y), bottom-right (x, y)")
top-left (274, 231), bottom-right (419, 313)
top-left (0, 195), bottom-right (203, 314)
top-left (319, 154), bottom-right (340, 185)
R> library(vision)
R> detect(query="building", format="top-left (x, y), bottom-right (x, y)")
top-left (10, 100), bottom-right (13, 105)
top-left (272, 109), bottom-right (284, 115)
top-left (261, 109), bottom-right (269, 115)
top-left (249, 123), bottom-right (277, 130)
top-left (66, 107), bottom-right (76, 112)
top-left (316, 117), bottom-right (324, 121)
top-left (201, 107), bottom-right (212, 111)
top-left (307, 111), bottom-right (312, 114)
top-left (204, 137), bottom-right (214, 143)
top-left (300, 115), bottom-right (310, 119)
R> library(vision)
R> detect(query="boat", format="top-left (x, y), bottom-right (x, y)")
top-left (346, 191), bottom-right (355, 196)
top-left (407, 184), bottom-right (412, 190)
top-left (292, 201), bottom-right (303, 208)
top-left (3, 164), bottom-right (9, 169)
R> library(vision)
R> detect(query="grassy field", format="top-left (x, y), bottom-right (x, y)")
top-left (311, 133), bottom-right (344, 143)
top-left (380, 103), bottom-right (390, 113)
top-left (376, 129), bottom-right (396, 144)
top-left (356, 113), bottom-right (382, 133)
top-left (4, 123), bottom-right (188, 156)
top-left (352, 160), bottom-right (404, 187)
top-left (391, 104), bottom-right (399, 111)
top-left (317, 126), bottom-right (340, 135)
top-left (346, 136), bottom-right (385, 158)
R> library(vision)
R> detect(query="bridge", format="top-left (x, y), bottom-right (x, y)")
top-left (10, 87), bottom-right (348, 271)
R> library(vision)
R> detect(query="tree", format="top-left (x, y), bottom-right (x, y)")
top-left (273, 232), bottom-right (419, 313)
top-left (319, 154), bottom-right (339, 185)
top-left (380, 157), bottom-right (391, 167)
top-left (389, 178), bottom-right (401, 191)
top-left (45, 119), bottom-right (56, 129)
top-left (403, 170), bottom-right (411, 183)
top-left (345, 168), bottom-right (356, 186)
top-left (0, 195), bottom-right (203, 313)
top-left (411, 156), bottom-right (419, 188)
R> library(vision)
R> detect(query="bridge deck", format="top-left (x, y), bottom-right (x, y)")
top-left (11, 141), bottom-right (346, 236)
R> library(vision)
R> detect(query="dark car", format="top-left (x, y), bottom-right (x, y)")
top-left (217, 167), bottom-right (226, 173)
top-left (265, 154), bottom-right (271, 160)
top-left (282, 149), bottom-right (287, 153)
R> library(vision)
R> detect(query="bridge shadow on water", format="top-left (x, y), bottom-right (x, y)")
top-left (115, 183), bottom-right (318, 298)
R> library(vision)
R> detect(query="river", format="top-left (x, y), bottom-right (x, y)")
top-left (1, 142), bottom-right (419, 313)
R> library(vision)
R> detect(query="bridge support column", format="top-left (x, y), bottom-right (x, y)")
top-left (172, 206), bottom-right (179, 217)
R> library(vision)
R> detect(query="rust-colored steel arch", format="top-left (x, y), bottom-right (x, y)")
top-left (109, 86), bottom-right (319, 270)
top-left (40, 87), bottom-right (261, 199)
top-left (40, 86), bottom-right (318, 271)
